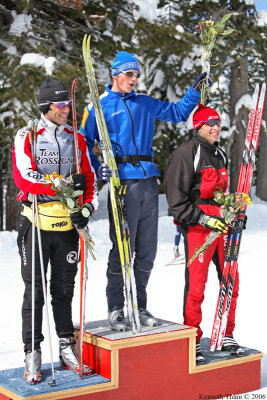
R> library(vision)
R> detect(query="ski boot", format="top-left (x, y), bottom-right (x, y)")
top-left (24, 348), bottom-right (42, 384)
top-left (174, 246), bottom-right (180, 258)
top-left (221, 336), bottom-right (244, 356)
top-left (59, 337), bottom-right (92, 375)
top-left (196, 342), bottom-right (205, 365)
top-left (139, 308), bottom-right (158, 327)
top-left (108, 309), bottom-right (127, 332)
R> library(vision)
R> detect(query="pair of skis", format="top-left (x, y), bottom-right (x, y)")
top-left (210, 82), bottom-right (266, 352)
top-left (82, 34), bottom-right (141, 334)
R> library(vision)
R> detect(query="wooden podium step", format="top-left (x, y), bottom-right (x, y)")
top-left (0, 319), bottom-right (263, 400)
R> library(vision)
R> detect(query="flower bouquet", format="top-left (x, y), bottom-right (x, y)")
top-left (45, 172), bottom-right (96, 260)
top-left (187, 187), bottom-right (251, 267)
top-left (196, 13), bottom-right (234, 103)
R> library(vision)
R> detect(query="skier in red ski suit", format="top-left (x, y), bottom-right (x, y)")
top-left (166, 105), bottom-right (243, 364)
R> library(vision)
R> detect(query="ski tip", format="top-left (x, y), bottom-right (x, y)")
top-left (83, 33), bottom-right (91, 47)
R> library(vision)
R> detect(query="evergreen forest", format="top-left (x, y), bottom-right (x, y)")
top-left (0, 0), bottom-right (266, 230)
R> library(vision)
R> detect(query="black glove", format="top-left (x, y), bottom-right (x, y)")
top-left (72, 174), bottom-right (86, 192)
top-left (242, 215), bottom-right (247, 230)
top-left (234, 214), bottom-right (247, 230)
top-left (199, 214), bottom-right (229, 234)
top-left (70, 203), bottom-right (94, 229)
top-left (96, 163), bottom-right (112, 181)
top-left (193, 72), bottom-right (211, 91)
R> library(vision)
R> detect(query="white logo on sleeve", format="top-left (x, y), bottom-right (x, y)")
top-left (67, 251), bottom-right (78, 264)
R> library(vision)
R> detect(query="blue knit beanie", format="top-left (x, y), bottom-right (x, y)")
top-left (111, 51), bottom-right (141, 76)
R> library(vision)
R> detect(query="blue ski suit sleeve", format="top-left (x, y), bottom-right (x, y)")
top-left (80, 84), bottom-right (201, 180)
top-left (149, 86), bottom-right (201, 122)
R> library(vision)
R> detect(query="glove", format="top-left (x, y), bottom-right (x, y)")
top-left (96, 163), bottom-right (112, 181)
top-left (199, 214), bottom-right (229, 234)
top-left (72, 174), bottom-right (86, 192)
top-left (242, 215), bottom-right (247, 230)
top-left (70, 203), bottom-right (94, 229)
top-left (233, 214), bottom-right (247, 230)
top-left (193, 72), bottom-right (211, 91)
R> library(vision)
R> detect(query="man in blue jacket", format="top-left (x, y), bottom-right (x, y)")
top-left (80, 51), bottom-right (205, 331)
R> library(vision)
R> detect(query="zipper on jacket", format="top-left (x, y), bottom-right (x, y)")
top-left (54, 126), bottom-right (61, 175)
top-left (215, 149), bottom-right (227, 190)
top-left (122, 94), bottom-right (147, 178)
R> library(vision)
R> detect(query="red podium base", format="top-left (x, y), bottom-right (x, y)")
top-left (0, 319), bottom-right (263, 400)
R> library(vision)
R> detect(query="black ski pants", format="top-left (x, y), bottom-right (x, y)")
top-left (17, 214), bottom-right (79, 351)
top-left (106, 177), bottom-right (158, 311)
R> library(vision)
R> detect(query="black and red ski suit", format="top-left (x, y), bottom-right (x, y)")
top-left (166, 133), bottom-right (239, 342)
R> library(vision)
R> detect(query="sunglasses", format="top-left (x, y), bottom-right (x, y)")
top-left (205, 120), bottom-right (221, 127)
top-left (121, 71), bottom-right (141, 78)
top-left (53, 100), bottom-right (72, 108)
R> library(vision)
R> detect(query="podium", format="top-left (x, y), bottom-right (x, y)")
top-left (0, 319), bottom-right (263, 400)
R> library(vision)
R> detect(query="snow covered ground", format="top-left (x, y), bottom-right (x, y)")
top-left (0, 186), bottom-right (266, 397)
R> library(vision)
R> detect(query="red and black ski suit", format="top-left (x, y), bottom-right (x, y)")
top-left (12, 115), bottom-right (98, 351)
top-left (166, 133), bottom-right (239, 342)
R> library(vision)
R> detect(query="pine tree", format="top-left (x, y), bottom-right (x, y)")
top-left (136, 0), bottom-right (266, 192)
top-left (0, 0), bottom-right (138, 230)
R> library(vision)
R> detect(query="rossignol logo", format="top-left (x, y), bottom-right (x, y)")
top-left (218, 283), bottom-right (227, 318)
top-left (51, 221), bottom-right (68, 229)
top-left (67, 251), bottom-right (78, 264)
top-left (208, 116), bottom-right (220, 120)
top-left (21, 238), bottom-right (27, 267)
top-left (198, 252), bottom-right (204, 263)
top-left (253, 107), bottom-right (262, 139)
top-left (35, 149), bottom-right (75, 165)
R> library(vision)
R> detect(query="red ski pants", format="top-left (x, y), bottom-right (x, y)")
top-left (182, 224), bottom-right (239, 342)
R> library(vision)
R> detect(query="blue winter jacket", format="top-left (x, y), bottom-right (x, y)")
top-left (80, 84), bottom-right (201, 180)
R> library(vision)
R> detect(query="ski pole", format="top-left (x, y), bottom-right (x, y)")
top-left (33, 195), bottom-right (56, 386)
top-left (28, 118), bottom-right (36, 384)
top-left (30, 118), bottom-right (57, 386)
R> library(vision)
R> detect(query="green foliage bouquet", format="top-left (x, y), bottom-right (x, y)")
top-left (187, 187), bottom-right (251, 267)
top-left (197, 13), bottom-right (234, 103)
top-left (45, 172), bottom-right (96, 260)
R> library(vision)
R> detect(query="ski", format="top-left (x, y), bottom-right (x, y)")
top-left (215, 82), bottom-right (266, 350)
top-left (82, 34), bottom-right (141, 333)
top-left (210, 83), bottom-right (266, 352)
top-left (71, 77), bottom-right (88, 378)
top-left (165, 254), bottom-right (185, 266)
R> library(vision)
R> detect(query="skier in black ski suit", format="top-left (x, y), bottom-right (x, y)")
top-left (13, 78), bottom-right (98, 383)
top-left (80, 50), bottom-right (209, 332)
